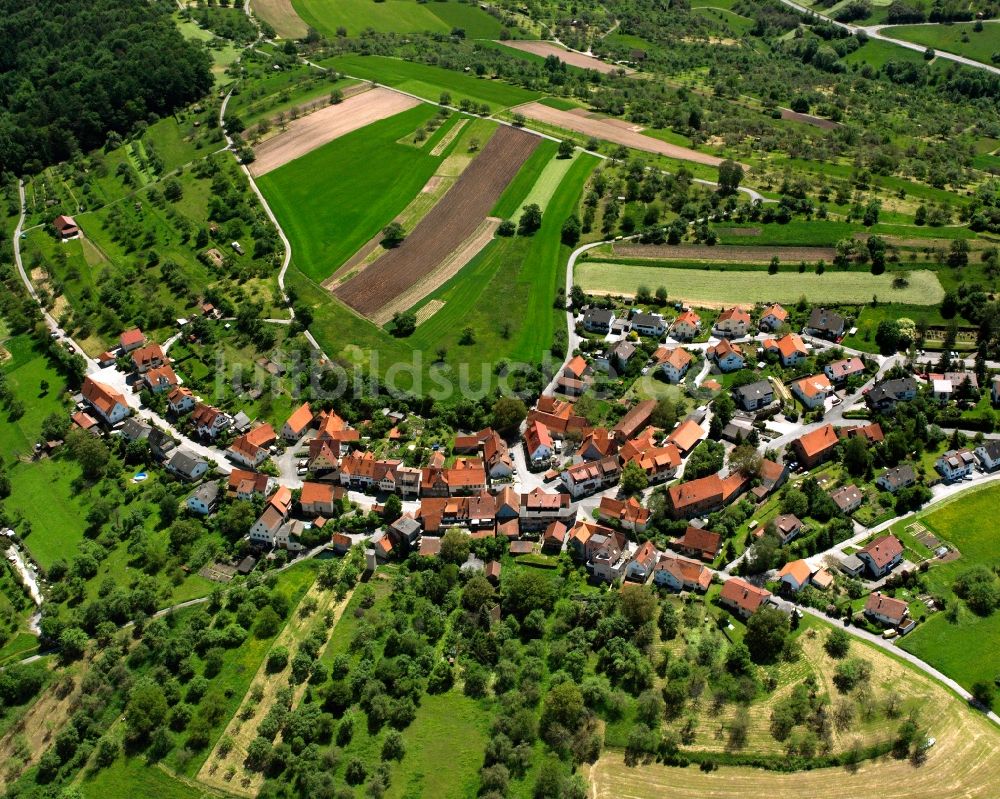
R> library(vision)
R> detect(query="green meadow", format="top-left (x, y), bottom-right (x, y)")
top-left (293, 0), bottom-right (503, 37)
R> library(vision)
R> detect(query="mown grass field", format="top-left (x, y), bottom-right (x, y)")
top-left (6, 457), bottom-right (87, 570)
top-left (257, 104), bottom-right (444, 281)
top-left (320, 54), bottom-right (540, 111)
top-left (843, 302), bottom-right (957, 354)
top-left (0, 335), bottom-right (68, 461)
top-left (289, 151), bottom-right (597, 394)
top-left (575, 262), bottom-right (944, 305)
top-left (842, 37), bottom-right (927, 68)
top-left (896, 484), bottom-right (1000, 713)
top-left (496, 148), bottom-right (577, 219)
top-left (293, 0), bottom-right (503, 37)
top-left (887, 22), bottom-right (1000, 65)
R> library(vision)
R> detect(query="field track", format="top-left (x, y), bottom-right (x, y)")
top-left (249, 88), bottom-right (420, 175)
top-left (498, 40), bottom-right (634, 75)
top-left (613, 243), bottom-right (837, 262)
top-left (335, 126), bottom-right (539, 317)
top-left (251, 0), bottom-right (308, 38)
top-left (511, 101), bottom-right (732, 168)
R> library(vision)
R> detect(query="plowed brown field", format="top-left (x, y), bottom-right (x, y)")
top-left (512, 101), bottom-right (735, 168)
top-left (335, 125), bottom-right (539, 317)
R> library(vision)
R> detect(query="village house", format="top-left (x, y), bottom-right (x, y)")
top-left (667, 472), bottom-right (747, 519)
top-left (758, 304), bottom-right (788, 332)
top-left (130, 343), bottom-right (165, 374)
top-left (830, 484), bottom-right (864, 514)
top-left (791, 374), bottom-right (834, 409)
top-left (567, 520), bottom-right (611, 559)
top-left (120, 417), bottom-right (151, 443)
top-left (824, 357), bottom-right (866, 384)
top-left (720, 578), bottom-right (772, 619)
top-left (582, 307), bottom-right (616, 333)
top-left (307, 440), bottom-right (341, 477)
top-left (283, 402), bottom-right (313, 441)
top-left (653, 554), bottom-right (712, 592)
top-left (625, 540), bottom-right (658, 582)
top-left (167, 386), bottom-right (195, 414)
top-left (791, 423), bottom-right (839, 469)
top-left (191, 403), bottom-right (230, 439)
top-left (595, 340), bottom-right (638, 376)
top-left (562, 355), bottom-right (590, 383)
top-left (865, 591), bottom-right (910, 628)
top-left (722, 415), bottom-right (754, 444)
top-left (752, 459), bottom-right (788, 501)
top-left (877, 464), bottom-right (917, 493)
top-left (81, 377), bottom-right (130, 425)
top-left (857, 535), bottom-right (904, 579)
top-left (527, 396), bottom-right (588, 439)
top-left (523, 420), bottom-right (554, 468)
top-left (763, 333), bottom-right (808, 367)
top-left (228, 424), bottom-right (277, 468)
top-left (670, 525), bottom-right (722, 561)
top-left (186, 482), bottom-right (219, 516)
top-left (764, 513), bottom-right (804, 545)
top-left (166, 449), bottom-right (209, 482)
top-left (479, 429), bottom-right (515, 480)
top-left (520, 488), bottom-right (573, 531)
top-left (927, 371), bottom-right (978, 403)
top-left (53, 214), bottom-right (80, 239)
top-left (777, 559), bottom-right (812, 593)
top-left (936, 448), bottom-right (976, 482)
top-left (390, 516), bottom-right (422, 550)
top-left (612, 399), bottom-right (657, 443)
top-left (147, 427), bottom-right (176, 461)
top-left (866, 377), bottom-right (918, 412)
top-left (144, 364), bottom-right (178, 393)
top-left (299, 481), bottom-right (338, 517)
top-left (974, 439), bottom-right (1000, 472)
top-left (598, 496), bottom-right (651, 533)
top-left (227, 468), bottom-right (270, 500)
top-left (560, 456), bottom-right (622, 499)
top-left (630, 310), bottom-right (667, 338)
top-left (577, 428), bottom-right (618, 461)
top-left (653, 346), bottom-right (693, 383)
top-left (618, 435), bottom-right (681, 485)
top-left (670, 309), bottom-right (701, 341)
top-left (665, 418), bottom-right (705, 456)
top-left (542, 521), bottom-right (568, 553)
top-left (586, 529), bottom-right (630, 582)
top-left (839, 422), bottom-right (884, 444)
top-left (119, 327), bottom-right (145, 353)
top-left (713, 307), bottom-right (751, 338)
top-left (249, 504), bottom-right (287, 548)
top-left (734, 380), bottom-right (774, 412)
top-left (804, 307), bottom-right (846, 340)
top-left (709, 338), bottom-right (745, 372)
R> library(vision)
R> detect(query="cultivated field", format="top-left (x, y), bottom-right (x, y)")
top-left (249, 88), bottom-right (420, 175)
top-left (575, 263), bottom-right (945, 305)
top-left (511, 102), bottom-right (731, 167)
top-left (498, 40), bottom-right (634, 74)
top-left (612, 243), bottom-right (837, 262)
top-left (335, 125), bottom-right (539, 317)
top-left (251, 0), bottom-right (308, 38)
top-left (292, 0), bottom-right (503, 37)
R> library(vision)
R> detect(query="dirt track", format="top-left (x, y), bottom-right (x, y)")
top-left (512, 102), bottom-right (733, 168)
top-left (613, 243), bottom-right (837, 262)
top-left (499, 40), bottom-right (634, 75)
top-left (335, 126), bottom-right (538, 317)
top-left (249, 88), bottom-right (420, 175)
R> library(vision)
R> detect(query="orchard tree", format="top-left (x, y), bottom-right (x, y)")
top-left (717, 159), bottom-right (744, 195)
top-left (744, 607), bottom-right (790, 664)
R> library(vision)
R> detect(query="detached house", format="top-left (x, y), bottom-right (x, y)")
top-left (653, 346), bottom-right (693, 384)
top-left (560, 456), bottom-right (621, 499)
top-left (167, 386), bottom-right (195, 414)
top-left (830, 484), bottom-right (864, 514)
top-left (734, 380), bottom-right (774, 412)
top-left (119, 328), bottom-right (145, 353)
top-left (523, 421), bottom-right (554, 467)
top-left (227, 468), bottom-right (270, 500)
top-left (720, 578), bottom-right (772, 619)
top-left (582, 307), bottom-right (615, 333)
top-left (53, 214), bottom-right (80, 239)
top-left (586, 529), bottom-right (629, 582)
top-left (192, 403), bottom-right (230, 439)
top-left (974, 439), bottom-right (1000, 472)
top-left (625, 540), bottom-right (659, 582)
top-left (935, 448), bottom-right (976, 482)
top-left (144, 364), bottom-right (178, 393)
top-left (777, 559), bottom-right (812, 593)
top-left (857, 534), bottom-right (903, 578)
top-left (598, 496), bottom-right (650, 533)
top-left (283, 403), bottom-right (313, 441)
top-left (713, 307), bottom-right (751, 338)
top-left (619, 436), bottom-right (680, 485)
top-left (300, 481), bottom-right (338, 516)
top-left (81, 377), bottom-right (130, 425)
top-left (186, 482), bottom-right (219, 516)
top-left (670, 525), bottom-right (722, 561)
top-left (791, 374), bottom-right (833, 409)
top-left (166, 449), bottom-right (209, 481)
top-left (131, 343), bottom-right (165, 374)
top-left (877, 464), bottom-right (916, 493)
top-left (708, 339), bottom-right (745, 372)
top-left (520, 488), bottom-right (573, 531)
top-left (653, 554), bottom-right (712, 592)
top-left (824, 357), bottom-right (865, 384)
top-left (228, 424), bottom-right (277, 468)
top-left (763, 333), bottom-right (808, 367)
top-left (665, 418), bottom-right (705, 455)
top-left (667, 472), bottom-right (747, 519)
top-left (670, 309), bottom-right (701, 341)
top-left (791, 423), bottom-right (839, 469)
top-left (577, 428), bottom-right (618, 462)
top-left (865, 592), bottom-right (910, 628)
top-left (630, 311), bottom-right (666, 338)
top-left (805, 307), bottom-right (846, 340)
top-left (866, 377), bottom-right (918, 412)
top-left (758, 304), bottom-right (788, 332)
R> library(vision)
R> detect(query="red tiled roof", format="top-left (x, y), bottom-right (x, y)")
top-left (284, 403), bottom-right (313, 436)
top-left (860, 535), bottom-right (903, 570)
top-left (720, 578), bottom-right (771, 614)
top-left (794, 424), bottom-right (838, 459)
top-left (673, 525), bottom-right (721, 557)
top-left (666, 419), bottom-right (704, 453)
top-left (865, 591), bottom-right (908, 623)
top-left (793, 374), bottom-right (832, 399)
top-left (777, 559), bottom-right (811, 585)
top-left (119, 328), bottom-right (144, 348)
top-left (82, 377), bottom-right (126, 417)
top-left (300, 481), bottom-right (335, 505)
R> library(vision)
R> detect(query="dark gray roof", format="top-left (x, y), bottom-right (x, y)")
top-left (879, 464), bottom-right (915, 490)
top-left (190, 481), bottom-right (219, 504)
top-left (168, 449), bottom-right (206, 477)
top-left (807, 307), bottom-right (845, 334)
top-left (978, 439), bottom-right (1000, 459)
top-left (631, 311), bottom-right (663, 328)
top-left (584, 307), bottom-right (615, 325)
top-left (120, 417), bottom-right (151, 442)
top-left (867, 377), bottom-right (917, 406)
top-left (734, 380), bottom-right (773, 403)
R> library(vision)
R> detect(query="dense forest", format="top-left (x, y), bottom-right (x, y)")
top-left (0, 0), bottom-right (213, 175)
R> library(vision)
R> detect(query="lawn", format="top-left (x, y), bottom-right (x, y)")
top-left (292, 150), bottom-right (597, 396)
top-left (6, 457), bottom-right (88, 571)
top-left (841, 37), bottom-right (928, 68)
top-left (887, 21), bottom-right (1000, 65)
top-left (0, 335), bottom-right (69, 461)
top-left (293, 0), bottom-right (502, 36)
top-left (842, 302), bottom-right (958, 354)
top-left (257, 104), bottom-right (443, 281)
top-left (574, 262), bottom-right (944, 305)
top-left (320, 54), bottom-right (540, 111)
top-left (894, 484), bottom-right (1000, 712)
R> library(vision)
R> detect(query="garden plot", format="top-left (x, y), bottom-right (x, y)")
top-left (249, 88), bottom-right (420, 176)
top-left (335, 125), bottom-right (539, 318)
